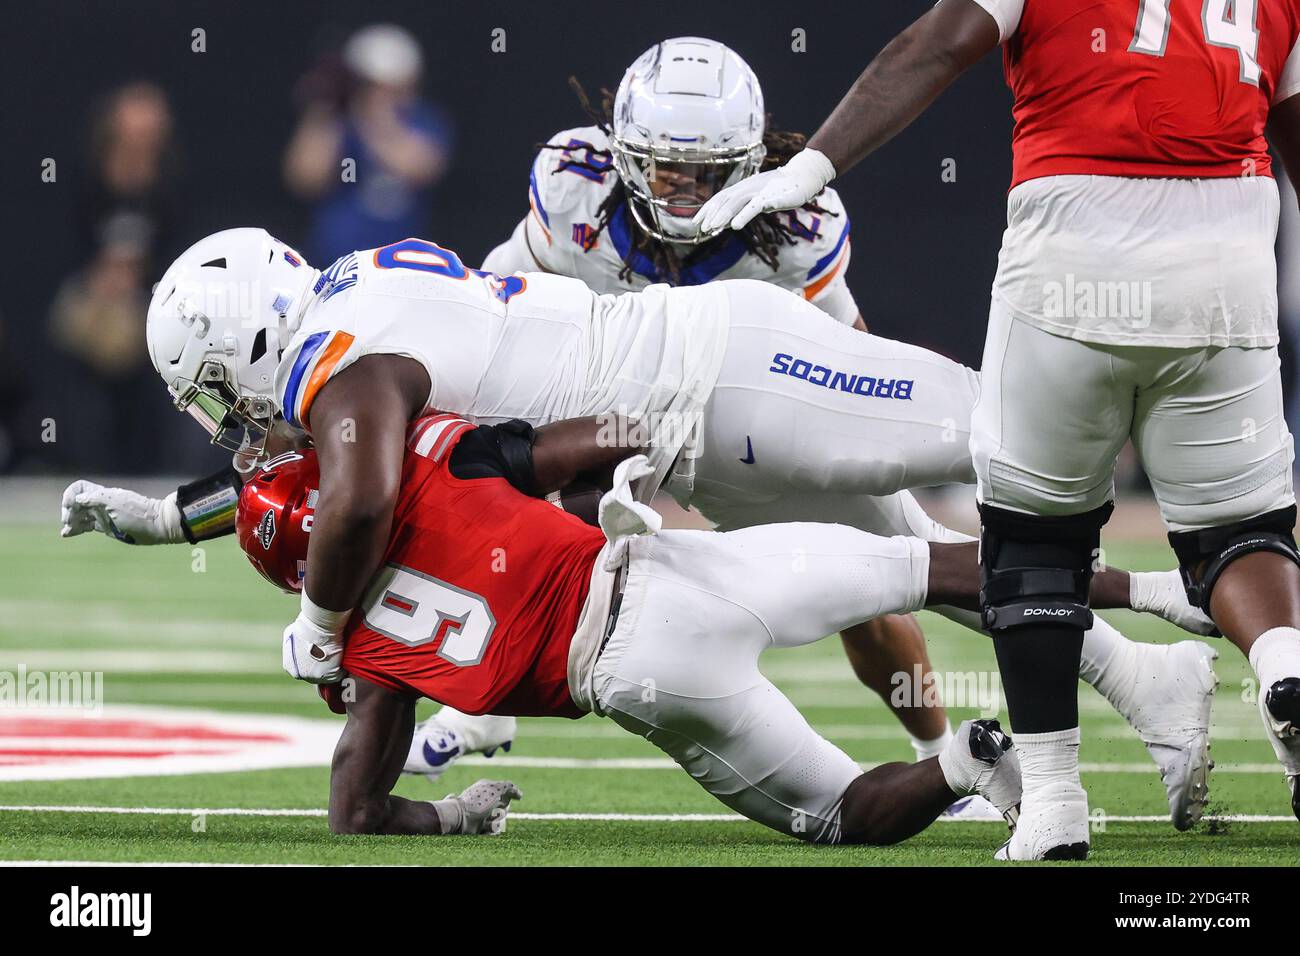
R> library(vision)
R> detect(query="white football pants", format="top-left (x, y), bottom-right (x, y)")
top-left (692, 280), bottom-right (980, 510)
top-left (971, 300), bottom-right (1295, 530)
top-left (592, 524), bottom-right (930, 843)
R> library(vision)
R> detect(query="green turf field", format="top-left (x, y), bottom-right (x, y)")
top-left (1, 519), bottom-right (1297, 866)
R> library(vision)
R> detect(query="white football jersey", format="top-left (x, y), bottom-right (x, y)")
top-left (484, 125), bottom-right (859, 325)
top-left (275, 241), bottom-right (595, 432)
top-left (273, 238), bottom-right (730, 492)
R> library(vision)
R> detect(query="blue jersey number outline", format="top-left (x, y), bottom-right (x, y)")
top-left (373, 238), bottom-right (526, 303)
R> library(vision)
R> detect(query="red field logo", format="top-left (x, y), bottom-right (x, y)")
top-left (0, 705), bottom-right (339, 781)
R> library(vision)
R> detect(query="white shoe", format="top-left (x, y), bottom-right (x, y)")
top-left (994, 778), bottom-right (1090, 861)
top-left (938, 719), bottom-right (1022, 829)
top-left (941, 795), bottom-right (1007, 821)
top-left (1124, 640), bottom-right (1218, 831)
top-left (1261, 676), bottom-right (1300, 822)
top-left (404, 711), bottom-right (517, 785)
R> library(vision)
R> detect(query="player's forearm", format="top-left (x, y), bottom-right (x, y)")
top-left (304, 355), bottom-right (430, 612)
top-left (331, 781), bottom-right (443, 835)
top-left (807, 0), bottom-right (999, 174)
top-left (304, 490), bottom-right (396, 612)
top-left (330, 794), bottom-right (445, 835)
top-left (530, 415), bottom-right (646, 495)
top-left (374, 796), bottom-right (447, 835)
top-left (303, 416), bottom-right (402, 613)
top-left (925, 541), bottom-right (981, 609)
top-left (925, 542), bottom-right (1132, 611)
top-left (1089, 567), bottom-right (1131, 610)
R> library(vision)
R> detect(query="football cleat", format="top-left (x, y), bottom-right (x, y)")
top-left (1124, 640), bottom-right (1218, 831)
top-left (938, 719), bottom-right (1022, 830)
top-left (1262, 676), bottom-right (1300, 822)
top-left (994, 778), bottom-right (1090, 861)
top-left (403, 711), bottom-right (517, 785)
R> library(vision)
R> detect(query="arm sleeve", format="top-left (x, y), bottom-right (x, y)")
top-left (447, 420), bottom-right (541, 496)
top-left (963, 0), bottom-right (1023, 43)
top-left (175, 466), bottom-right (244, 543)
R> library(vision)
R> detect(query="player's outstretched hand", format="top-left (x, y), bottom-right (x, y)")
top-left (1129, 569), bottom-right (1218, 636)
top-left (694, 147), bottom-right (837, 234)
top-left (434, 779), bottom-right (523, 836)
top-left (60, 480), bottom-right (185, 545)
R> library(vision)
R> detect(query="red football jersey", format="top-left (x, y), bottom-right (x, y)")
top-left (1002, 0), bottom-right (1300, 187)
top-left (341, 415), bottom-right (606, 718)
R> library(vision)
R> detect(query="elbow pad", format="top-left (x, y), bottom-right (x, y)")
top-left (448, 420), bottom-right (541, 497)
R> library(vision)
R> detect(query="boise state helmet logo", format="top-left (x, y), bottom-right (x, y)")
top-left (257, 509), bottom-right (277, 550)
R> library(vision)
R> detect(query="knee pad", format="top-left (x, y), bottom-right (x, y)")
top-left (978, 502), bottom-right (1113, 633)
top-left (1168, 506), bottom-right (1300, 614)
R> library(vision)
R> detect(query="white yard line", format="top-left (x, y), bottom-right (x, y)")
top-left (94, 682), bottom-right (307, 703)
top-left (452, 754), bottom-right (1286, 773)
top-left (0, 750), bottom-right (1278, 773)
top-left (0, 861), bottom-right (342, 868)
top-left (0, 650), bottom-right (273, 673)
top-left (0, 804), bottom-right (1293, 823)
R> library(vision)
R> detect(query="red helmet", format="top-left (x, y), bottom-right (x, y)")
top-left (235, 449), bottom-right (319, 593)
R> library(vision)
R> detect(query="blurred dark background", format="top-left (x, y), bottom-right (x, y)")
top-left (0, 0), bottom-right (1289, 478)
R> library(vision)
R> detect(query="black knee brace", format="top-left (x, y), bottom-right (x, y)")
top-left (1168, 506), bottom-right (1300, 614)
top-left (978, 503), bottom-right (1114, 633)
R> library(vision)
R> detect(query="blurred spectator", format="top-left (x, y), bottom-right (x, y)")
top-left (40, 82), bottom-right (222, 475)
top-left (283, 24), bottom-right (454, 265)
top-left (76, 81), bottom-right (182, 274)
top-left (47, 217), bottom-right (159, 472)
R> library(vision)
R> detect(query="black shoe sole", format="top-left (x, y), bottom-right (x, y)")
top-left (1042, 841), bottom-right (1090, 861)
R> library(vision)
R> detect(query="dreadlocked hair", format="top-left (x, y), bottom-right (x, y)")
top-left (534, 76), bottom-right (836, 285)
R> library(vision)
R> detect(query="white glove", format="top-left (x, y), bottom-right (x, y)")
top-left (598, 455), bottom-right (662, 571)
top-left (282, 593), bottom-right (349, 684)
top-left (694, 147), bottom-right (837, 234)
top-left (60, 480), bottom-right (185, 545)
top-left (1129, 570), bottom-right (1218, 636)
top-left (432, 779), bottom-right (522, 835)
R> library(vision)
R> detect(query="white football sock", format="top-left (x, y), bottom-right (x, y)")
top-left (1248, 627), bottom-right (1300, 691)
top-left (1077, 617), bottom-right (1125, 688)
top-left (1249, 627), bottom-right (1300, 773)
top-left (933, 604), bottom-right (1131, 696)
top-left (911, 721), bottom-right (954, 762)
top-left (1015, 726), bottom-right (1083, 801)
top-left (1078, 617), bottom-right (1144, 718)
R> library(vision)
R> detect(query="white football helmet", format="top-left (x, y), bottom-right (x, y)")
top-left (146, 228), bottom-right (318, 460)
top-left (611, 37), bottom-right (766, 245)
